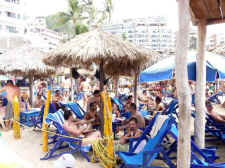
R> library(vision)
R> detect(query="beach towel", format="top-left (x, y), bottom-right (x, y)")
top-left (150, 115), bottom-right (168, 138)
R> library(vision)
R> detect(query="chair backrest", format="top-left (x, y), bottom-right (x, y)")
top-left (111, 97), bottom-right (124, 112)
top-left (66, 102), bottom-right (85, 119)
top-left (162, 99), bottom-right (178, 115)
top-left (45, 109), bottom-right (65, 125)
top-left (143, 115), bottom-right (174, 151)
top-left (45, 109), bottom-right (68, 136)
top-left (137, 113), bottom-right (160, 140)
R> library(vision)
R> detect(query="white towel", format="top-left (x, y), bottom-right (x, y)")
top-left (150, 115), bottom-right (168, 138)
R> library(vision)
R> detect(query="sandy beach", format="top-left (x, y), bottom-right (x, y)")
top-left (0, 128), bottom-right (102, 168)
top-left (0, 97), bottom-right (224, 168)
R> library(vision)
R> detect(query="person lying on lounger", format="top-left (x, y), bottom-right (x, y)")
top-left (63, 109), bottom-right (101, 146)
top-left (206, 101), bottom-right (225, 123)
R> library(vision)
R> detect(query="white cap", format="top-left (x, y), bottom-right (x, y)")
top-left (53, 154), bottom-right (75, 168)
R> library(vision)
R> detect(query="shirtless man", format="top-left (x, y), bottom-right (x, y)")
top-left (121, 103), bottom-right (145, 130)
top-left (80, 77), bottom-right (90, 107)
top-left (62, 110), bottom-right (101, 146)
top-left (33, 93), bottom-right (45, 108)
top-left (0, 80), bottom-right (20, 131)
top-left (86, 90), bottom-right (101, 113)
top-left (206, 101), bottom-right (225, 123)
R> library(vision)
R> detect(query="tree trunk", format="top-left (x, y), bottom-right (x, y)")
top-left (194, 20), bottom-right (207, 149)
top-left (29, 77), bottom-right (33, 106)
top-left (134, 72), bottom-right (138, 105)
top-left (175, 0), bottom-right (192, 168)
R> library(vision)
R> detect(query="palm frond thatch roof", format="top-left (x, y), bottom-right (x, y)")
top-left (0, 45), bottom-right (55, 77)
top-left (43, 29), bottom-right (150, 73)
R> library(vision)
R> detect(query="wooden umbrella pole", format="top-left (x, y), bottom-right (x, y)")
top-left (113, 76), bottom-right (119, 97)
top-left (70, 68), bottom-right (74, 101)
top-left (99, 60), bottom-right (105, 135)
top-left (195, 19), bottom-right (207, 149)
top-left (134, 72), bottom-right (139, 105)
top-left (29, 76), bottom-right (33, 106)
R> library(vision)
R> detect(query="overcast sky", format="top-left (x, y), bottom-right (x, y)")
top-left (24, 0), bottom-right (225, 35)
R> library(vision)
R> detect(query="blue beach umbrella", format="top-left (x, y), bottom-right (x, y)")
top-left (139, 51), bottom-right (225, 83)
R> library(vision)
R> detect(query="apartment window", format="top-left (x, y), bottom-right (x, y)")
top-left (5, 0), bottom-right (19, 4)
top-left (6, 25), bottom-right (17, 33)
top-left (6, 11), bottom-right (16, 18)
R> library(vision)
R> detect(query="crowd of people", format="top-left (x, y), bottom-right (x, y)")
top-left (0, 76), bottom-right (224, 160)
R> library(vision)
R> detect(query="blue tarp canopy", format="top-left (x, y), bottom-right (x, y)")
top-left (139, 51), bottom-right (225, 83)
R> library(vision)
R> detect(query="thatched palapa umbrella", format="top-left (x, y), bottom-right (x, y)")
top-left (44, 29), bottom-right (151, 131)
top-left (0, 45), bottom-right (55, 105)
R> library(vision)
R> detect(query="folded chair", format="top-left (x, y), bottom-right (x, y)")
top-left (118, 115), bottom-right (176, 168)
top-left (41, 109), bottom-right (90, 161)
top-left (65, 102), bottom-right (86, 120)
top-left (167, 124), bottom-right (218, 164)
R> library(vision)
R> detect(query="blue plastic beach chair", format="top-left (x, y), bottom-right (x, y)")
top-left (167, 124), bottom-right (218, 163)
top-left (118, 115), bottom-right (176, 168)
top-left (41, 109), bottom-right (90, 161)
top-left (32, 103), bottom-right (57, 129)
top-left (191, 151), bottom-right (225, 168)
top-left (65, 102), bottom-right (86, 119)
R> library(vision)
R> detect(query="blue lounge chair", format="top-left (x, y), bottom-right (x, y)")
top-left (191, 152), bottom-right (225, 168)
top-left (32, 103), bottom-right (57, 129)
top-left (111, 97), bottom-right (125, 113)
top-left (162, 99), bottom-right (178, 116)
top-left (205, 114), bottom-right (225, 143)
top-left (208, 91), bottom-right (223, 104)
top-left (41, 109), bottom-right (90, 161)
top-left (126, 113), bottom-right (160, 153)
top-left (118, 115), bottom-right (176, 168)
top-left (167, 124), bottom-right (218, 163)
top-left (65, 102), bottom-right (86, 119)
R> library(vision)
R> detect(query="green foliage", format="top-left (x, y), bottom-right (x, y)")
top-left (45, 0), bottom-right (114, 38)
top-left (122, 32), bottom-right (127, 41)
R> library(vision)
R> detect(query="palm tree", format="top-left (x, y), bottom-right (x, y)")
top-left (45, 0), bottom-right (94, 37)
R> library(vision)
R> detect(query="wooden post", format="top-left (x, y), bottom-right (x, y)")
top-left (29, 77), bottom-right (33, 106)
top-left (99, 60), bottom-right (105, 135)
top-left (175, 0), bottom-right (192, 168)
top-left (194, 19), bottom-right (207, 149)
top-left (70, 68), bottom-right (74, 101)
top-left (113, 76), bottom-right (119, 97)
top-left (134, 72), bottom-right (138, 105)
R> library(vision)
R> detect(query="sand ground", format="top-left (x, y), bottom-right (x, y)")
top-left (0, 97), bottom-right (224, 168)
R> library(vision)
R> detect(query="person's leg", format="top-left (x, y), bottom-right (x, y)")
top-left (4, 102), bottom-right (11, 131)
top-left (82, 131), bottom-right (101, 146)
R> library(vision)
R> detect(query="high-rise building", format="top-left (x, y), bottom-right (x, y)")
top-left (26, 16), bottom-right (68, 51)
top-left (102, 16), bottom-right (176, 53)
top-left (0, 0), bottom-right (27, 52)
top-left (206, 33), bottom-right (225, 50)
